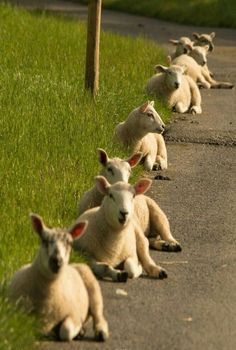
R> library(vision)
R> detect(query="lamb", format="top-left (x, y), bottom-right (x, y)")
top-left (169, 36), bottom-right (194, 59)
top-left (72, 176), bottom-right (168, 281)
top-left (171, 47), bottom-right (234, 89)
top-left (192, 32), bottom-right (215, 52)
top-left (79, 148), bottom-right (142, 214)
top-left (79, 149), bottom-right (181, 252)
top-left (8, 214), bottom-right (109, 342)
top-left (114, 101), bottom-right (168, 171)
top-left (146, 64), bottom-right (202, 114)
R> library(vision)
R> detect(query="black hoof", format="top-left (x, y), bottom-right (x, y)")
top-left (117, 271), bottom-right (128, 282)
top-left (159, 270), bottom-right (168, 279)
top-left (152, 164), bottom-right (161, 171)
top-left (95, 330), bottom-right (107, 342)
top-left (162, 242), bottom-right (170, 251)
top-left (175, 244), bottom-right (182, 252)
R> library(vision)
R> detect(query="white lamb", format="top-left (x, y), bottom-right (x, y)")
top-left (8, 214), bottom-right (109, 342)
top-left (171, 47), bottom-right (234, 89)
top-left (169, 36), bottom-right (194, 59)
top-left (79, 148), bottom-right (142, 214)
top-left (79, 149), bottom-right (181, 252)
top-left (192, 32), bottom-right (215, 52)
top-left (188, 45), bottom-right (234, 89)
top-left (115, 101), bottom-right (168, 171)
top-left (72, 176), bottom-right (168, 281)
top-left (146, 64), bottom-right (202, 114)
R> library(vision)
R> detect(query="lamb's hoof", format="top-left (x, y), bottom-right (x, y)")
top-left (117, 271), bottom-right (128, 282)
top-left (159, 269), bottom-right (168, 279)
top-left (162, 242), bottom-right (182, 252)
top-left (152, 163), bottom-right (161, 171)
top-left (95, 330), bottom-right (109, 342)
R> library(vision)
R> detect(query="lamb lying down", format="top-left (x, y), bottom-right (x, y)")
top-left (8, 214), bottom-right (109, 342)
top-left (73, 176), bottom-right (168, 282)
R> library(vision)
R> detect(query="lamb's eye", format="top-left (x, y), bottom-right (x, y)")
top-left (109, 193), bottom-right (114, 200)
top-left (107, 167), bottom-right (114, 176)
top-left (147, 112), bottom-right (154, 118)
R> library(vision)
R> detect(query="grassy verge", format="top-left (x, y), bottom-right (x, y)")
top-left (0, 4), bottom-right (169, 349)
top-left (77, 0), bottom-right (236, 28)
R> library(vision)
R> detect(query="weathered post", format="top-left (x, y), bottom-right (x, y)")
top-left (85, 0), bottom-right (102, 96)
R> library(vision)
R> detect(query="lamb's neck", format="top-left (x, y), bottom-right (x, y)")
top-left (123, 116), bottom-right (147, 141)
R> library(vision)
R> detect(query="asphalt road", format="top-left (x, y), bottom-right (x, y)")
top-left (6, 1), bottom-right (236, 349)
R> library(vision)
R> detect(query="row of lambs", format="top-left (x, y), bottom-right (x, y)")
top-left (8, 100), bottom-right (175, 342)
top-left (146, 32), bottom-right (234, 114)
top-left (8, 31), bottom-right (231, 343)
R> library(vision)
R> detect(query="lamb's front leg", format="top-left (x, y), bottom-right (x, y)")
top-left (173, 102), bottom-right (188, 114)
top-left (74, 263), bottom-right (109, 341)
top-left (135, 224), bottom-right (167, 279)
top-left (155, 134), bottom-right (167, 170)
top-left (90, 260), bottom-right (128, 282)
top-left (59, 316), bottom-right (82, 341)
top-left (124, 257), bottom-right (142, 278)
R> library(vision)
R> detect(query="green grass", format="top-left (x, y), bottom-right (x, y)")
top-left (0, 4), bottom-right (169, 349)
top-left (77, 0), bottom-right (236, 28)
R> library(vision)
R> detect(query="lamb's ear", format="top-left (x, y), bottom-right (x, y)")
top-left (181, 65), bottom-right (188, 74)
top-left (30, 213), bottom-right (45, 237)
top-left (210, 32), bottom-right (215, 39)
top-left (139, 101), bottom-right (149, 113)
top-left (192, 32), bottom-right (200, 40)
top-left (126, 152), bottom-right (143, 168)
top-left (95, 176), bottom-right (110, 195)
top-left (97, 148), bottom-right (108, 166)
top-left (169, 39), bottom-right (179, 45)
top-left (186, 43), bottom-right (193, 51)
top-left (134, 178), bottom-right (152, 195)
top-left (167, 55), bottom-right (172, 66)
top-left (155, 65), bottom-right (168, 73)
top-left (69, 221), bottom-right (88, 240)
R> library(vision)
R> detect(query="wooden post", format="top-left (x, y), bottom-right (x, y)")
top-left (85, 0), bottom-right (102, 96)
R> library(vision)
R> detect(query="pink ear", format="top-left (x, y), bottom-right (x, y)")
top-left (95, 176), bottom-right (110, 195)
top-left (126, 152), bottom-right (143, 168)
top-left (139, 101), bottom-right (149, 113)
top-left (30, 213), bottom-right (44, 235)
top-left (70, 221), bottom-right (88, 239)
top-left (134, 179), bottom-right (152, 195)
top-left (98, 148), bottom-right (108, 166)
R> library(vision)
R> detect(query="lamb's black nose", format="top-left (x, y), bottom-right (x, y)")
top-left (49, 256), bottom-right (63, 273)
top-left (175, 82), bottom-right (179, 89)
top-left (119, 210), bottom-right (128, 219)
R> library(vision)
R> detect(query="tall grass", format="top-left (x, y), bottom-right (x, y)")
top-left (77, 0), bottom-right (236, 28)
top-left (0, 4), bottom-right (169, 349)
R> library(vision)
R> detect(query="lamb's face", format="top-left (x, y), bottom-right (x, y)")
top-left (193, 32), bottom-right (215, 52)
top-left (102, 158), bottom-right (132, 184)
top-left (170, 37), bottom-right (193, 55)
top-left (96, 176), bottom-right (152, 231)
top-left (30, 214), bottom-right (87, 277)
top-left (104, 183), bottom-right (135, 229)
top-left (40, 229), bottom-right (72, 275)
top-left (164, 66), bottom-right (184, 91)
top-left (137, 102), bottom-right (165, 134)
top-left (189, 46), bottom-right (208, 66)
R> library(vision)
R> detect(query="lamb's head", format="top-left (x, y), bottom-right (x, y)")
top-left (30, 214), bottom-right (87, 277)
top-left (188, 45), bottom-right (209, 66)
top-left (95, 176), bottom-right (151, 230)
top-left (133, 101), bottom-right (165, 134)
top-left (169, 36), bottom-right (194, 56)
top-left (192, 32), bottom-right (215, 52)
top-left (156, 64), bottom-right (187, 91)
top-left (98, 148), bottom-right (142, 184)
